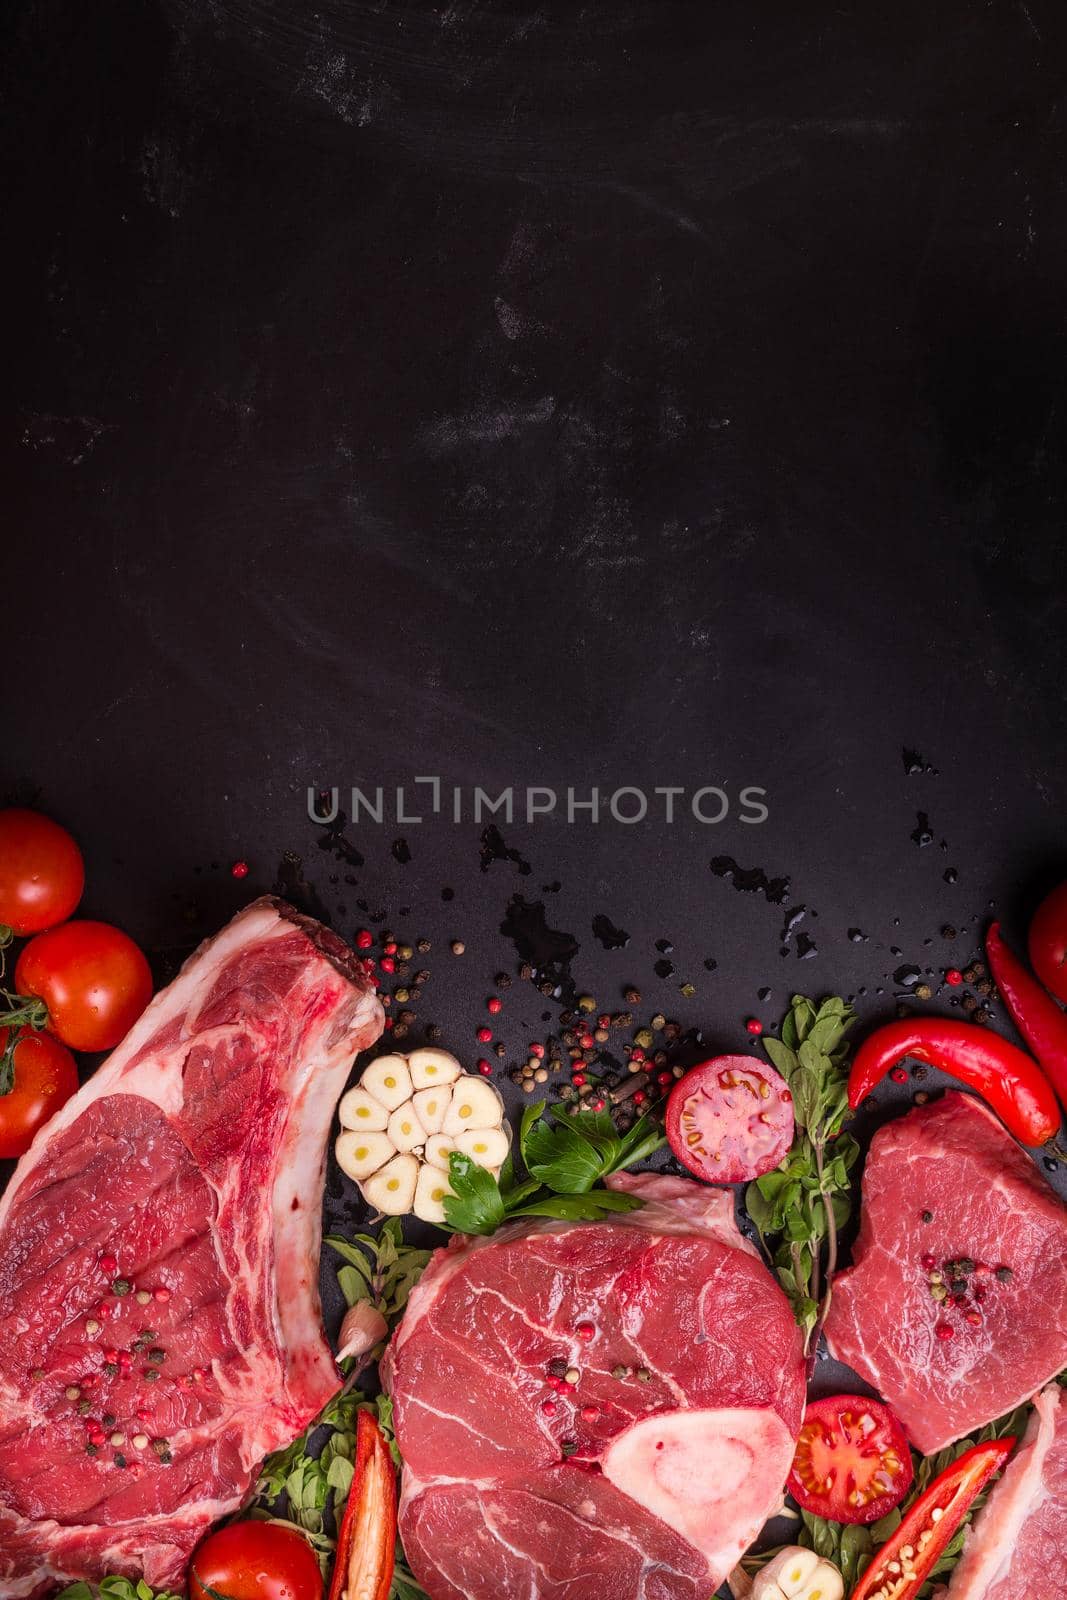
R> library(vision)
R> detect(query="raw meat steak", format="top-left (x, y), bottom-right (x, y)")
top-left (0, 897), bottom-right (383, 1598)
top-left (938, 1383), bottom-right (1067, 1599)
top-left (383, 1171), bottom-right (806, 1600)
top-left (825, 1092), bottom-right (1067, 1454)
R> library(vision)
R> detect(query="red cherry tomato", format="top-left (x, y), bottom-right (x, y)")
top-left (1029, 881), bottom-right (1067, 1004)
top-left (0, 1028), bottom-right (79, 1159)
top-left (665, 1054), bottom-right (794, 1183)
top-left (0, 809), bottom-right (84, 935)
top-left (788, 1394), bottom-right (914, 1525)
top-left (15, 921), bottom-right (153, 1053)
top-left (190, 1520), bottom-right (323, 1600)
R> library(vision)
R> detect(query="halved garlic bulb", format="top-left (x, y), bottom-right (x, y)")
top-left (750, 1548), bottom-right (843, 1600)
top-left (335, 1051), bottom-right (508, 1220)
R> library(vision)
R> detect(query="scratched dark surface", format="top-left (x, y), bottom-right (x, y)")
top-left (4, 1), bottom-right (1067, 1587)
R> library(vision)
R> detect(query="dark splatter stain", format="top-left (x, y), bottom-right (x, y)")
top-left (500, 895), bottom-right (580, 1006)
top-left (275, 851), bottom-right (332, 924)
top-left (315, 811), bottom-right (365, 869)
top-left (592, 914), bottom-right (630, 950)
top-left (703, 956), bottom-right (718, 972)
top-left (441, 886), bottom-right (454, 901)
top-left (894, 964), bottom-right (923, 989)
top-left (757, 986), bottom-right (772, 1001)
top-left (480, 823), bottom-right (532, 875)
top-left (848, 928), bottom-right (868, 943)
top-left (391, 837), bottom-right (412, 865)
top-left (654, 958), bottom-right (675, 979)
top-left (710, 855), bottom-right (790, 905)
top-left (944, 867), bottom-right (959, 885)
top-left (655, 938), bottom-right (674, 954)
top-left (902, 747), bottom-right (939, 776)
top-left (911, 812), bottom-right (935, 847)
top-left (542, 880), bottom-right (561, 893)
top-left (796, 932), bottom-right (818, 960)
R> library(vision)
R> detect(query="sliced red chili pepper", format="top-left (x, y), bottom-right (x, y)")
top-left (847, 1018), bottom-right (1060, 1146)
top-left (328, 1410), bottom-right (396, 1600)
top-left (986, 921), bottom-right (1067, 1110)
top-left (850, 1437), bottom-right (1015, 1600)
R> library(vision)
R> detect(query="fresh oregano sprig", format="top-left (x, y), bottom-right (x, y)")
top-left (744, 995), bottom-right (860, 1349)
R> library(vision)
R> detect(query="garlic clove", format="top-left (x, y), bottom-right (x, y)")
top-left (413, 1084), bottom-right (450, 1136)
top-left (360, 1054), bottom-right (414, 1111)
top-left (387, 1101), bottom-right (424, 1155)
top-left (454, 1125), bottom-right (510, 1167)
top-left (408, 1048), bottom-right (463, 1090)
top-left (337, 1086), bottom-right (390, 1133)
top-left (413, 1162), bottom-right (454, 1225)
top-left (362, 1153), bottom-right (419, 1216)
top-left (442, 1076), bottom-right (504, 1136)
top-left (424, 1133), bottom-right (458, 1171)
top-left (336, 1129), bottom-right (396, 1182)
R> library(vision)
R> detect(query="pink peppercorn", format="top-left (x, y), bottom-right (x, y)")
top-left (935, 1322), bottom-right (954, 1341)
top-left (99, 1253), bottom-right (118, 1275)
top-left (580, 1033), bottom-right (594, 1049)
top-left (379, 956), bottom-right (395, 974)
top-left (153, 1287), bottom-right (171, 1304)
top-left (581, 1405), bottom-right (599, 1423)
top-left (745, 1018), bottom-right (763, 1036)
top-left (592, 1098), bottom-right (606, 1110)
top-left (966, 1309), bottom-right (983, 1326)
top-left (921, 1253), bottom-right (936, 1270)
top-left (95, 1301), bottom-right (114, 1320)
top-left (383, 941), bottom-right (397, 955)
top-left (384, 1016), bottom-right (394, 1030)
top-left (487, 997), bottom-right (502, 1015)
top-left (630, 1047), bottom-right (645, 1062)
top-left (572, 1073), bottom-right (586, 1088)
top-left (946, 968), bottom-right (963, 986)
top-left (576, 1321), bottom-right (595, 1342)
top-left (633, 1090), bottom-right (646, 1105)
top-left (477, 1025), bottom-right (493, 1043)
top-left (657, 1070), bottom-right (673, 1087)
top-left (598, 1014), bottom-right (611, 1029)
top-left (356, 930), bottom-right (373, 950)
top-left (231, 861), bottom-right (249, 880)
top-left (890, 1066), bottom-right (909, 1084)
top-left (542, 1399), bottom-right (557, 1417)
top-left (530, 1042), bottom-right (545, 1058)
top-left (477, 1059), bottom-right (493, 1076)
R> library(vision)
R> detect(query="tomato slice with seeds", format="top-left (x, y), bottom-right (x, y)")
top-left (788, 1394), bottom-right (914, 1526)
top-left (665, 1054), bottom-right (794, 1184)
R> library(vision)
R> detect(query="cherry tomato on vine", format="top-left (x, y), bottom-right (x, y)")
top-left (189, 1520), bottom-right (323, 1600)
top-left (0, 1027), bottom-right (79, 1158)
top-left (0, 809), bottom-right (84, 936)
top-left (788, 1393), bottom-right (914, 1525)
top-left (15, 921), bottom-right (153, 1053)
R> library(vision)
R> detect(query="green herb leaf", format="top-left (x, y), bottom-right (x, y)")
top-left (509, 1189), bottom-right (644, 1222)
top-left (442, 1151), bottom-right (507, 1235)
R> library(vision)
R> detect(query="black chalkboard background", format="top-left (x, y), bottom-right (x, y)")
top-left (4, 1), bottom-right (1067, 1592)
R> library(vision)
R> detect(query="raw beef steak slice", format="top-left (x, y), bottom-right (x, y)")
top-left (0, 897), bottom-right (383, 1598)
top-left (825, 1092), bottom-right (1067, 1454)
top-left (383, 1172), bottom-right (806, 1600)
top-left (938, 1383), bottom-right (1067, 1599)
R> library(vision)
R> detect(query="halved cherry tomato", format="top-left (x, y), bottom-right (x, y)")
top-left (189, 1519), bottom-right (322, 1600)
top-left (0, 809), bottom-right (84, 936)
top-left (851, 1437), bottom-right (1015, 1600)
top-left (1029, 880), bottom-right (1067, 1004)
top-left (15, 921), bottom-right (153, 1053)
top-left (665, 1054), bottom-right (794, 1183)
top-left (788, 1394), bottom-right (914, 1526)
top-left (0, 1027), bottom-right (79, 1159)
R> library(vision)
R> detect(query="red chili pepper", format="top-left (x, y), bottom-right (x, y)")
top-left (850, 1437), bottom-right (1015, 1600)
top-left (847, 1018), bottom-right (1061, 1145)
top-left (328, 1410), bottom-right (397, 1600)
top-left (986, 920), bottom-right (1067, 1109)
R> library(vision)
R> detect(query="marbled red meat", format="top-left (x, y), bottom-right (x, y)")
top-left (383, 1171), bottom-right (806, 1600)
top-left (0, 897), bottom-right (383, 1597)
top-left (825, 1093), bottom-right (1067, 1454)
top-left (938, 1383), bottom-right (1067, 1599)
